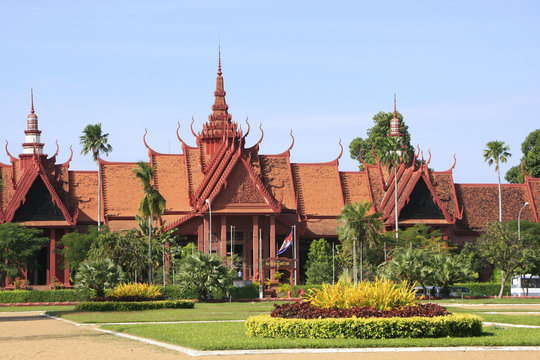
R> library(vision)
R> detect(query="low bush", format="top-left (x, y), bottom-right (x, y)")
top-left (305, 279), bottom-right (417, 310)
top-left (0, 290), bottom-right (84, 303)
top-left (161, 285), bottom-right (198, 300)
top-left (229, 284), bottom-right (259, 299)
top-left (27, 290), bottom-right (84, 302)
top-left (271, 302), bottom-right (449, 319)
top-left (455, 282), bottom-right (510, 297)
top-left (293, 285), bottom-right (322, 297)
top-left (246, 313), bottom-right (482, 339)
top-left (0, 290), bottom-right (30, 303)
top-left (74, 299), bottom-right (195, 311)
top-left (108, 283), bottom-right (164, 301)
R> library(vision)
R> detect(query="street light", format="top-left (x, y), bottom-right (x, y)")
top-left (205, 199), bottom-right (212, 254)
top-left (518, 202), bottom-right (529, 241)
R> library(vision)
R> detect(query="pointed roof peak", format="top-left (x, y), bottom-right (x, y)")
top-left (30, 88), bottom-right (35, 114)
top-left (218, 44), bottom-right (222, 76)
top-left (393, 93), bottom-right (397, 119)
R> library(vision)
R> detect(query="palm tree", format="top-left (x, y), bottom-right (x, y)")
top-left (337, 201), bottom-right (383, 284)
top-left (379, 136), bottom-right (410, 241)
top-left (483, 141), bottom-right (511, 222)
top-left (133, 161), bottom-right (166, 284)
top-left (80, 123), bottom-right (113, 231)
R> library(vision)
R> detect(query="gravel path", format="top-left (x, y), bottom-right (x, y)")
top-left (1, 311), bottom-right (539, 360)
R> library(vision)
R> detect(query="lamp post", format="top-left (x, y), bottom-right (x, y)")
top-left (205, 199), bottom-right (212, 254)
top-left (518, 202), bottom-right (529, 241)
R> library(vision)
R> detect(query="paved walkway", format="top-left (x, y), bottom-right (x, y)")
top-left (1, 311), bottom-right (540, 360)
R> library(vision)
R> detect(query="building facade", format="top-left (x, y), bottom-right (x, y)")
top-left (1, 59), bottom-right (539, 287)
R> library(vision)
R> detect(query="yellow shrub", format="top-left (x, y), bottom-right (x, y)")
top-left (109, 283), bottom-right (163, 300)
top-left (305, 278), bottom-right (417, 311)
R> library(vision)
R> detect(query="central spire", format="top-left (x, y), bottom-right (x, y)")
top-left (209, 49), bottom-right (231, 124)
top-left (23, 88), bottom-right (44, 155)
top-left (388, 94), bottom-right (402, 137)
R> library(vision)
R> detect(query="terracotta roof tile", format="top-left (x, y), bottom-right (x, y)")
top-left (185, 148), bottom-right (204, 195)
top-left (69, 171), bottom-right (98, 223)
top-left (303, 218), bottom-right (338, 237)
top-left (291, 163), bottom-right (343, 216)
top-left (455, 184), bottom-right (534, 231)
top-left (339, 172), bottom-right (372, 205)
top-left (366, 166), bottom-right (385, 208)
top-left (430, 172), bottom-right (459, 218)
top-left (1, 165), bottom-right (16, 213)
top-left (259, 155), bottom-right (296, 210)
top-left (101, 162), bottom-right (143, 218)
top-left (153, 154), bottom-right (191, 211)
top-left (527, 179), bottom-right (540, 221)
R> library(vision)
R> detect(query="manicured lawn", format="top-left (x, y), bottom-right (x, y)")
top-left (47, 302), bottom-right (276, 323)
top-left (433, 298), bottom-right (540, 304)
top-left (101, 322), bottom-right (540, 350)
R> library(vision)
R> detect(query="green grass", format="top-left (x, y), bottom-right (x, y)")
top-left (101, 322), bottom-right (540, 350)
top-left (431, 298), bottom-right (540, 304)
top-left (0, 305), bottom-right (76, 312)
top-left (47, 302), bottom-right (276, 323)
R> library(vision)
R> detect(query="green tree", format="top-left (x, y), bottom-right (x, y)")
top-left (483, 140), bottom-right (511, 222)
top-left (0, 224), bottom-right (48, 286)
top-left (74, 258), bottom-right (125, 299)
top-left (506, 129), bottom-right (540, 183)
top-left (176, 252), bottom-right (232, 301)
top-left (80, 123), bottom-right (113, 231)
top-left (381, 247), bottom-right (432, 292)
top-left (133, 161), bottom-right (166, 284)
top-left (57, 227), bottom-right (99, 280)
top-left (305, 238), bottom-right (334, 284)
top-left (349, 111), bottom-right (414, 169)
top-left (429, 253), bottom-right (475, 297)
top-left (337, 201), bottom-right (383, 283)
top-left (87, 229), bottom-right (149, 282)
top-left (398, 224), bottom-right (446, 252)
top-left (476, 221), bottom-right (528, 298)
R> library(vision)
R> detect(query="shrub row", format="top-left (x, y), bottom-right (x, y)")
top-left (229, 284), bottom-right (259, 299)
top-left (246, 313), bottom-right (482, 339)
top-left (0, 290), bottom-right (85, 303)
top-left (454, 283), bottom-right (510, 297)
top-left (75, 299), bottom-right (195, 311)
top-left (271, 302), bottom-right (449, 319)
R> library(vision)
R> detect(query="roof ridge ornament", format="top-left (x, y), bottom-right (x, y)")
top-left (287, 129), bottom-right (295, 152)
top-left (190, 117), bottom-right (197, 137)
top-left (243, 117), bottom-right (250, 139)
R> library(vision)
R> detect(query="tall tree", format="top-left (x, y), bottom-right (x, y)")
top-left (133, 161), bottom-right (166, 284)
top-left (349, 111), bottom-right (414, 169)
top-left (483, 141), bottom-right (511, 222)
top-left (80, 123), bottom-right (112, 231)
top-left (505, 129), bottom-right (540, 183)
top-left (305, 238), bottom-right (334, 284)
top-left (337, 201), bottom-right (383, 283)
top-left (476, 221), bottom-right (528, 298)
top-left (0, 224), bottom-right (49, 286)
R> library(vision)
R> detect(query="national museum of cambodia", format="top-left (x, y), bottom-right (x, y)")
top-left (1, 58), bottom-right (539, 287)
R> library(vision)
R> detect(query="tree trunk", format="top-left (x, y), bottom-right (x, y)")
top-left (499, 270), bottom-right (509, 298)
top-left (97, 160), bottom-right (101, 231)
top-left (148, 215), bottom-right (153, 284)
top-left (497, 168), bottom-right (502, 222)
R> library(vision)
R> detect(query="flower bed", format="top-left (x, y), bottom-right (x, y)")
top-left (246, 313), bottom-right (482, 339)
top-left (271, 301), bottom-right (449, 319)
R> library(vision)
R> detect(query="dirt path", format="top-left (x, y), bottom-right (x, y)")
top-left (1, 311), bottom-right (539, 360)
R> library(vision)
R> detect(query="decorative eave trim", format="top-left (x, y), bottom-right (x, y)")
top-left (163, 211), bottom-right (198, 232)
top-left (239, 155), bottom-right (282, 213)
top-left (2, 158), bottom-right (77, 225)
top-left (420, 170), bottom-right (455, 224)
top-left (176, 121), bottom-right (196, 150)
top-left (524, 177), bottom-right (539, 222)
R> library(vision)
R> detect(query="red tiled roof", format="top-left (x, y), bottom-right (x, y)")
top-left (100, 161), bottom-right (143, 219)
top-left (291, 162), bottom-right (344, 217)
top-left (152, 154), bottom-right (191, 212)
top-left (259, 155), bottom-right (296, 210)
top-left (339, 172), bottom-right (373, 205)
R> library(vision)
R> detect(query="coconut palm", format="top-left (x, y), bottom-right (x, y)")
top-left (337, 201), bottom-right (383, 284)
top-left (483, 141), bottom-right (511, 222)
top-left (80, 123), bottom-right (113, 231)
top-left (133, 161), bottom-right (166, 284)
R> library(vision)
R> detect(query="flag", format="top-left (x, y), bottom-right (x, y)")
top-left (278, 229), bottom-right (293, 255)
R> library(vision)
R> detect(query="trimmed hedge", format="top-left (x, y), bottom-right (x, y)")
top-left (75, 299), bottom-right (195, 312)
top-left (246, 314), bottom-right (482, 339)
top-left (230, 284), bottom-right (259, 299)
top-left (161, 286), bottom-right (198, 300)
top-left (0, 290), bottom-right (85, 303)
top-left (454, 283), bottom-right (510, 297)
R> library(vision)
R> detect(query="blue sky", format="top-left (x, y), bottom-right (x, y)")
top-left (1, 1), bottom-right (538, 183)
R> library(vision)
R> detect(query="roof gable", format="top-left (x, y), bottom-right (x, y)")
top-left (399, 177), bottom-right (446, 220)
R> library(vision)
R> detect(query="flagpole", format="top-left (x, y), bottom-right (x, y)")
top-left (258, 228), bottom-right (263, 299)
top-left (292, 225), bottom-right (297, 286)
